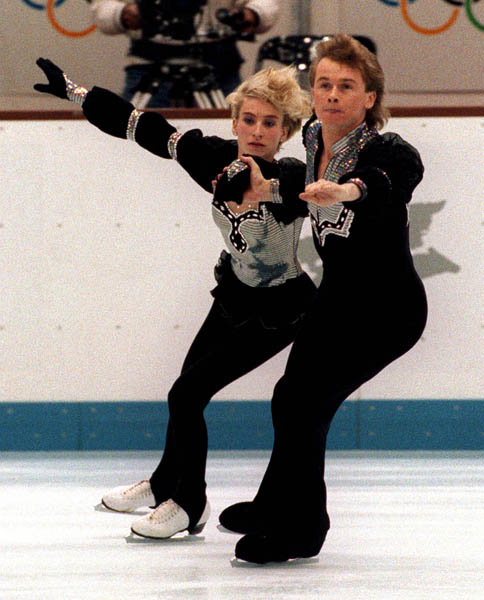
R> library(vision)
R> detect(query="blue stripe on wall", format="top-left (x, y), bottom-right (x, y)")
top-left (0, 400), bottom-right (483, 451)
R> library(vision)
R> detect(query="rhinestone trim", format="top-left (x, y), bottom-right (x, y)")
top-left (226, 159), bottom-right (248, 180)
top-left (126, 109), bottom-right (143, 141)
top-left (63, 74), bottom-right (88, 106)
top-left (346, 177), bottom-right (368, 201)
top-left (168, 132), bottom-right (183, 160)
top-left (269, 178), bottom-right (281, 204)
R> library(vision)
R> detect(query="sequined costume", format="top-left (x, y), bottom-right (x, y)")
top-left (77, 85), bottom-right (316, 527)
top-left (235, 117), bottom-right (428, 558)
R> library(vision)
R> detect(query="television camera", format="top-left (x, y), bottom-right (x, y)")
top-left (132, 0), bottom-right (254, 108)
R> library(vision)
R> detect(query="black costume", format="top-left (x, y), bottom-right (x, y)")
top-left (230, 119), bottom-right (428, 563)
top-left (144, 116), bottom-right (316, 527)
top-left (33, 59), bottom-right (316, 530)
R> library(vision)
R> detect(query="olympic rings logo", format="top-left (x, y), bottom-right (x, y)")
top-left (377, 0), bottom-right (484, 34)
top-left (21, 0), bottom-right (96, 38)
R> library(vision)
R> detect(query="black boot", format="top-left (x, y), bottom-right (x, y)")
top-left (234, 531), bottom-right (327, 564)
top-left (219, 501), bottom-right (265, 535)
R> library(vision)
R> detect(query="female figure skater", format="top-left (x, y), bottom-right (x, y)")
top-left (220, 34), bottom-right (428, 563)
top-left (34, 60), bottom-right (315, 540)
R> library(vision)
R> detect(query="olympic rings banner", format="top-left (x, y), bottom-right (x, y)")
top-left (376, 0), bottom-right (484, 34)
top-left (337, 0), bottom-right (484, 95)
top-left (3, 0), bottom-right (129, 97)
top-left (21, 0), bottom-right (96, 37)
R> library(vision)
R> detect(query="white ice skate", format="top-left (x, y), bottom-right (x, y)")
top-left (101, 480), bottom-right (156, 513)
top-left (130, 498), bottom-right (210, 539)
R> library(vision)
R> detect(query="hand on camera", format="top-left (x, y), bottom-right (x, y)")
top-left (121, 4), bottom-right (142, 30)
top-left (34, 58), bottom-right (67, 99)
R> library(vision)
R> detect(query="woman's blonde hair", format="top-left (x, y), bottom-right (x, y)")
top-left (309, 34), bottom-right (390, 130)
top-left (226, 65), bottom-right (312, 142)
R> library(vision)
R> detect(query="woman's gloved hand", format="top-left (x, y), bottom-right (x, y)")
top-left (34, 57), bottom-right (136, 138)
top-left (33, 58), bottom-right (68, 99)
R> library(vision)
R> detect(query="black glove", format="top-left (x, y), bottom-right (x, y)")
top-left (33, 58), bottom-right (68, 99)
top-left (213, 155), bottom-right (279, 204)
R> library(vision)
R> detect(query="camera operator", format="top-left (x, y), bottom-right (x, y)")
top-left (89, 1), bottom-right (280, 107)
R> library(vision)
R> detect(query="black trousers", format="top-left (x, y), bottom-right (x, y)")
top-left (251, 268), bottom-right (428, 549)
top-left (149, 295), bottom-right (307, 528)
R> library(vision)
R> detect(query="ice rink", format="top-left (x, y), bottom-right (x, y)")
top-left (1, 450), bottom-right (483, 600)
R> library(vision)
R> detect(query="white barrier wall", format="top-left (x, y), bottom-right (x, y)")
top-left (0, 116), bottom-right (483, 401)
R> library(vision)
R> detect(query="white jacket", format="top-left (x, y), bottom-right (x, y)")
top-left (90, 0), bottom-right (280, 37)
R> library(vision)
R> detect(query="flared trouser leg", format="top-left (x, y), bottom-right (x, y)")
top-left (150, 300), bottom-right (302, 528)
top-left (252, 280), bottom-right (427, 547)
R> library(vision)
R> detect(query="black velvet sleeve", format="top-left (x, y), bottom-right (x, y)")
top-left (173, 132), bottom-right (239, 194)
top-left (277, 157), bottom-right (308, 218)
top-left (82, 86), bottom-right (176, 158)
top-left (339, 133), bottom-right (424, 210)
top-left (81, 87), bottom-right (308, 214)
top-left (81, 86), bottom-right (238, 188)
top-left (82, 86), bottom-right (136, 139)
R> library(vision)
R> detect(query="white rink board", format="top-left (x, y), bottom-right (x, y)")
top-left (0, 116), bottom-right (482, 401)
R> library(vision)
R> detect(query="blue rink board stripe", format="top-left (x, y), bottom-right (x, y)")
top-left (0, 400), bottom-right (483, 451)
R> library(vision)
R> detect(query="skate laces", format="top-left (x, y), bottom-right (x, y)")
top-left (122, 480), bottom-right (151, 498)
top-left (148, 499), bottom-right (185, 524)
